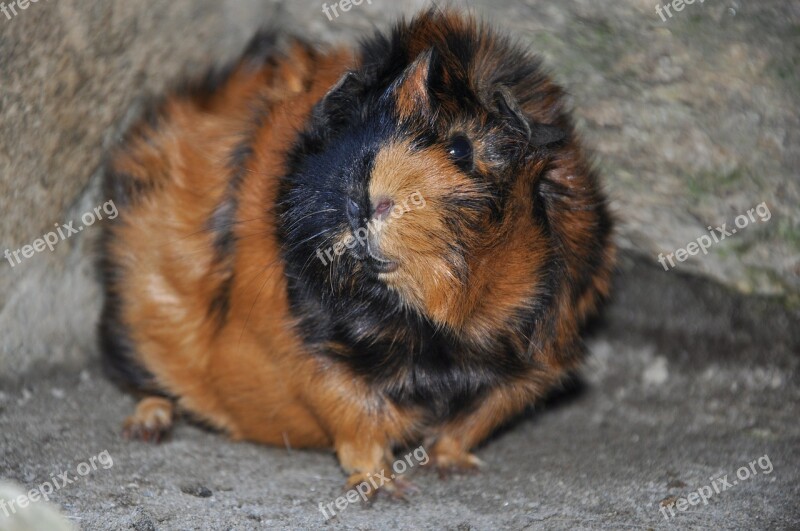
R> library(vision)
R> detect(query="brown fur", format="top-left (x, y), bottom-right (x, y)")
top-left (106, 44), bottom-right (426, 486)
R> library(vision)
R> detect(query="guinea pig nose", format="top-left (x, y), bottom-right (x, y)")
top-left (372, 197), bottom-right (394, 220)
top-left (346, 198), bottom-right (361, 225)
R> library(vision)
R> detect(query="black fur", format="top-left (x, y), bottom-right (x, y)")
top-left (98, 170), bottom-right (158, 392)
top-left (275, 14), bottom-right (578, 421)
top-left (203, 33), bottom-right (314, 326)
top-left (205, 139), bottom-right (254, 326)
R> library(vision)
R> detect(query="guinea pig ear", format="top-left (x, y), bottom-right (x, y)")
top-left (389, 48), bottom-right (436, 120)
top-left (311, 70), bottom-right (363, 127)
top-left (494, 87), bottom-right (566, 149)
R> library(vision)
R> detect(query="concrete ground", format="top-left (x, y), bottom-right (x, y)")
top-left (1, 258), bottom-right (798, 530)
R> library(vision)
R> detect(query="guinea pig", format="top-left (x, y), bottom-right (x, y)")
top-left (99, 8), bottom-right (614, 497)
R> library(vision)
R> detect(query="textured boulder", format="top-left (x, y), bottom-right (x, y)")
top-left (0, 0), bottom-right (797, 376)
top-left (0, 0), bottom-right (272, 375)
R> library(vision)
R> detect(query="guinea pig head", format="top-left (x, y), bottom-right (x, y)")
top-left (279, 15), bottom-right (591, 339)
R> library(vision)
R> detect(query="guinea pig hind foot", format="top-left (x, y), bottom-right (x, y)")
top-left (122, 396), bottom-right (175, 444)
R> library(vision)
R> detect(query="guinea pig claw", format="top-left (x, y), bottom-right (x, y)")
top-left (380, 476), bottom-right (417, 502)
top-left (121, 397), bottom-right (174, 444)
top-left (433, 452), bottom-right (484, 479)
top-left (344, 472), bottom-right (417, 503)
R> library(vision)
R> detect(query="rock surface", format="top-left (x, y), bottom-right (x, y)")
top-left (1, 0), bottom-right (797, 373)
top-left (0, 0), bottom-right (267, 375)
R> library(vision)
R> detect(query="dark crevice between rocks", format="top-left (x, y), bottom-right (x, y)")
top-left (590, 250), bottom-right (799, 371)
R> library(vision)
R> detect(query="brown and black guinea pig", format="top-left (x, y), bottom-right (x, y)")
top-left (99, 8), bottom-right (615, 496)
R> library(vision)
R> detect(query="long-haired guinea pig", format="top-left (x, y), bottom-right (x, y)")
top-left (99, 8), bottom-right (614, 496)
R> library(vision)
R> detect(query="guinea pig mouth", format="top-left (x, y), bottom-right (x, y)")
top-left (366, 252), bottom-right (398, 274)
top-left (353, 234), bottom-right (398, 274)
top-left (348, 223), bottom-right (399, 274)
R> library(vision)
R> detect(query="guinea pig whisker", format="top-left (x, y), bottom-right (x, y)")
top-left (293, 227), bottom-right (339, 279)
top-left (287, 226), bottom-right (338, 252)
top-left (283, 208), bottom-right (338, 233)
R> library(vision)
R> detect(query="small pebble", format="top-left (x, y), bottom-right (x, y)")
top-left (180, 484), bottom-right (213, 498)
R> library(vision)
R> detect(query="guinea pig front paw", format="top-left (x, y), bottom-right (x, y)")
top-left (432, 452), bottom-right (484, 479)
top-left (344, 469), bottom-right (418, 502)
top-left (429, 438), bottom-right (485, 478)
top-left (380, 475), bottom-right (419, 501)
top-left (122, 396), bottom-right (174, 444)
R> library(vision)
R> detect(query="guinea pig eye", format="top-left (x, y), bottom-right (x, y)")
top-left (447, 134), bottom-right (473, 172)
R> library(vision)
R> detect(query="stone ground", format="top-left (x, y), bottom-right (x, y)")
top-left (1, 259), bottom-right (798, 530)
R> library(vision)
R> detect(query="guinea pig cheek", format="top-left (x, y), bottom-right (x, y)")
top-left (368, 141), bottom-right (468, 307)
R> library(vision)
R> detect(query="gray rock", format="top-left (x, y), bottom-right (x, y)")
top-left (1, 0), bottom-right (797, 374)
